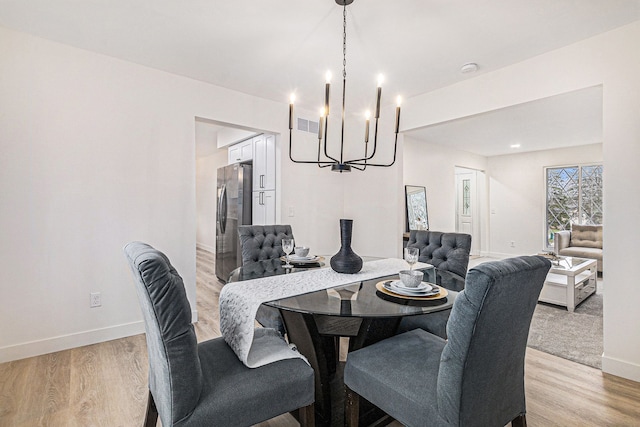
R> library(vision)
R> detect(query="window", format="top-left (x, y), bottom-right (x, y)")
top-left (462, 179), bottom-right (471, 215)
top-left (546, 164), bottom-right (603, 247)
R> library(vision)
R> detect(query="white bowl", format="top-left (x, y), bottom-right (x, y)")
top-left (398, 270), bottom-right (424, 288)
top-left (294, 246), bottom-right (310, 257)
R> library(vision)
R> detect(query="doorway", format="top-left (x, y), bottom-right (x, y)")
top-left (455, 167), bottom-right (483, 256)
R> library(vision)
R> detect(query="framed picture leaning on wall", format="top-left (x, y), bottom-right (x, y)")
top-left (405, 185), bottom-right (428, 232)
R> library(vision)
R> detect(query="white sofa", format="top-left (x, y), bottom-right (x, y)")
top-left (554, 224), bottom-right (603, 273)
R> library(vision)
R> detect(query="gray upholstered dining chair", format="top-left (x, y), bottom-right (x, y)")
top-left (407, 230), bottom-right (472, 278)
top-left (344, 256), bottom-right (551, 427)
top-left (237, 224), bottom-right (294, 334)
top-left (124, 241), bottom-right (315, 427)
top-left (397, 230), bottom-right (472, 338)
top-left (238, 224), bottom-right (294, 264)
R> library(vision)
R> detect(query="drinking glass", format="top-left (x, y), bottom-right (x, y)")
top-left (282, 238), bottom-right (294, 268)
top-left (404, 247), bottom-right (419, 270)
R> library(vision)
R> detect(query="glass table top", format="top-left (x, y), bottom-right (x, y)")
top-left (549, 256), bottom-right (596, 271)
top-left (228, 258), bottom-right (462, 318)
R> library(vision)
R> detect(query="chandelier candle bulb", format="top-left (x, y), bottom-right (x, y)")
top-left (364, 111), bottom-right (370, 142)
top-left (318, 109), bottom-right (325, 140)
top-left (395, 96), bottom-right (401, 133)
top-left (289, 94), bottom-right (295, 130)
top-left (374, 74), bottom-right (383, 118)
top-left (325, 71), bottom-right (331, 115)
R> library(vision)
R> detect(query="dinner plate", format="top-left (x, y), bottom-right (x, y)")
top-left (281, 255), bottom-right (323, 264)
top-left (387, 280), bottom-right (431, 292)
top-left (384, 281), bottom-right (439, 297)
top-left (289, 254), bottom-right (316, 261)
top-left (376, 281), bottom-right (449, 300)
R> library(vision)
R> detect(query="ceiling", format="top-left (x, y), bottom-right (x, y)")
top-left (1, 0), bottom-right (638, 155)
top-left (405, 86), bottom-right (604, 157)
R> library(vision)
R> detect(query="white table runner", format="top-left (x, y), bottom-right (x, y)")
top-left (219, 258), bottom-right (432, 368)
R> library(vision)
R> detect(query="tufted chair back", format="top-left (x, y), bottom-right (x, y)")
top-left (124, 242), bottom-right (202, 427)
top-left (438, 256), bottom-right (551, 426)
top-left (238, 225), bottom-right (294, 265)
top-left (407, 230), bottom-right (472, 281)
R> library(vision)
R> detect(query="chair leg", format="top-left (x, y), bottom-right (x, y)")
top-left (144, 390), bottom-right (158, 427)
top-left (512, 413), bottom-right (527, 427)
top-left (298, 403), bottom-right (315, 427)
top-left (344, 386), bottom-right (360, 427)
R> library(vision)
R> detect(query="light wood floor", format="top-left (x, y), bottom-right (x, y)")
top-left (1, 248), bottom-right (639, 426)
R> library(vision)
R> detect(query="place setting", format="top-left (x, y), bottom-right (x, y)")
top-left (280, 240), bottom-right (324, 268)
top-left (376, 247), bottom-right (448, 301)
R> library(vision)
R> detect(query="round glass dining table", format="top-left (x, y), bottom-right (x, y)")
top-left (228, 257), bottom-right (463, 427)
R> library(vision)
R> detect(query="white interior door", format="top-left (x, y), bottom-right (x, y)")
top-left (456, 169), bottom-right (481, 255)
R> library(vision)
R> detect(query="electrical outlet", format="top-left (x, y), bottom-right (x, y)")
top-left (288, 206), bottom-right (295, 217)
top-left (90, 292), bottom-right (102, 308)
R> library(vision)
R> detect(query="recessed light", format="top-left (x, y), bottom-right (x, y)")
top-left (460, 63), bottom-right (479, 74)
top-left (510, 144), bottom-right (521, 148)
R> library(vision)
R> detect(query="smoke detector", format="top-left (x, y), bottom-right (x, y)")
top-left (460, 63), bottom-right (479, 74)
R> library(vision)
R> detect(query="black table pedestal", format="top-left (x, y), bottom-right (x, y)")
top-left (281, 311), bottom-right (399, 427)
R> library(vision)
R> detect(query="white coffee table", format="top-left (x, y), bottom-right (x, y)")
top-left (538, 256), bottom-right (597, 312)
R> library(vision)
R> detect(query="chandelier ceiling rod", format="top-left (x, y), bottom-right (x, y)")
top-left (288, 0), bottom-right (401, 173)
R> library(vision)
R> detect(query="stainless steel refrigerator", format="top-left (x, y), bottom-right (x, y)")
top-left (215, 163), bottom-right (252, 282)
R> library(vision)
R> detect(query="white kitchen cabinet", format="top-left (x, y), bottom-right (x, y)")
top-left (252, 190), bottom-right (276, 225)
top-left (228, 138), bottom-right (253, 164)
top-left (253, 134), bottom-right (276, 191)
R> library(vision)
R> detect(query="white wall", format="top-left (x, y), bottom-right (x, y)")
top-left (0, 26), bottom-right (296, 362)
top-left (277, 110), bottom-right (344, 256)
top-left (195, 121), bottom-right (228, 253)
top-left (343, 159), bottom-right (404, 259)
top-left (216, 127), bottom-right (256, 149)
top-left (402, 139), bottom-right (603, 258)
top-left (600, 24), bottom-right (640, 382)
top-left (487, 144), bottom-right (602, 257)
top-left (0, 24), bottom-right (381, 362)
top-left (403, 136), bottom-right (488, 251)
top-left (403, 21), bottom-right (640, 381)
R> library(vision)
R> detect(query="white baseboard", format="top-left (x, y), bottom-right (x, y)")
top-left (0, 321), bottom-right (145, 363)
top-left (484, 252), bottom-right (516, 259)
top-left (0, 309), bottom-right (198, 363)
top-left (602, 354), bottom-right (640, 382)
top-left (196, 242), bottom-right (215, 253)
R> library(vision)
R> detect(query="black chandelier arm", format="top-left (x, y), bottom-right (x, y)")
top-left (366, 117), bottom-right (380, 160)
top-left (345, 157), bottom-right (397, 168)
top-left (289, 157), bottom-right (339, 166)
top-left (358, 129), bottom-right (370, 171)
top-left (318, 135), bottom-right (336, 168)
top-left (287, 0), bottom-right (402, 173)
top-left (360, 140), bottom-right (369, 171)
top-left (345, 118), bottom-right (381, 164)
top-left (321, 119), bottom-right (339, 163)
top-left (289, 129), bottom-right (339, 166)
top-left (343, 131), bottom-right (399, 168)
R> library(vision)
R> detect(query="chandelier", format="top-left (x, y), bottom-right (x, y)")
top-left (288, 0), bottom-right (401, 173)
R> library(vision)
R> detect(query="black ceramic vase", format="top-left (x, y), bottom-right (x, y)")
top-left (330, 219), bottom-right (363, 274)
